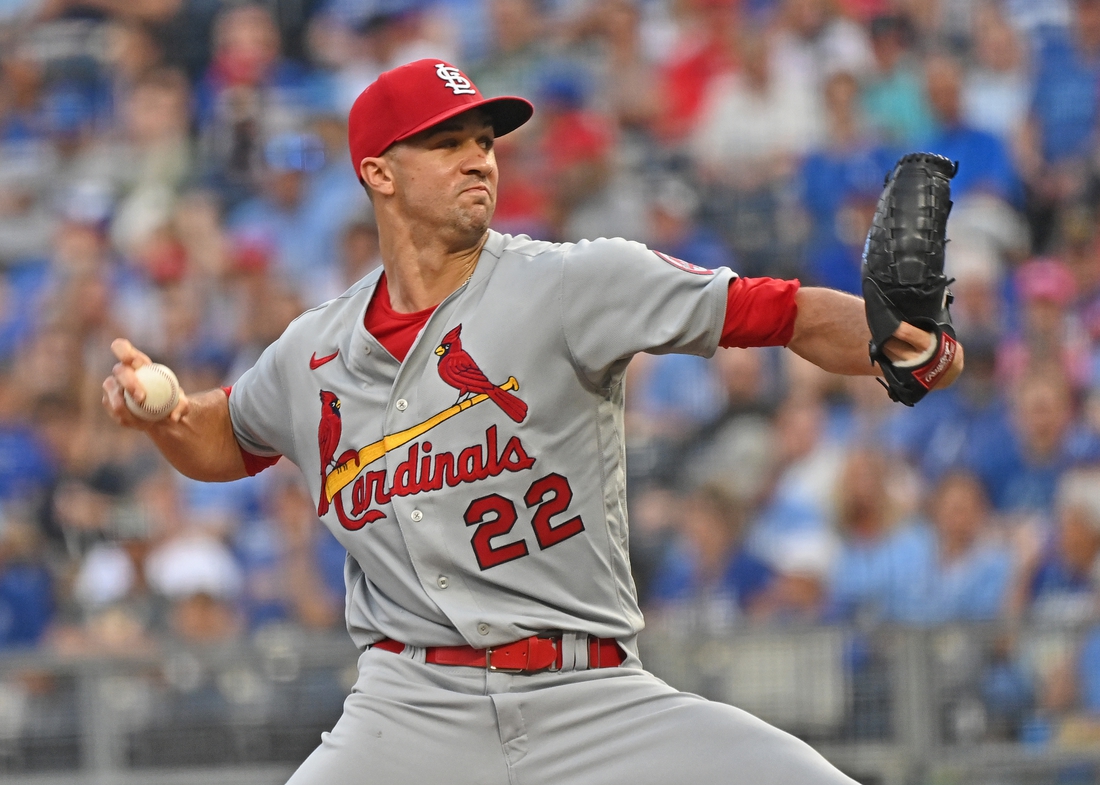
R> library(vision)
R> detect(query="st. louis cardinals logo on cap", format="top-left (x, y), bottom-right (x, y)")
top-left (316, 325), bottom-right (532, 529)
top-left (435, 64), bottom-right (477, 95)
top-left (347, 59), bottom-right (533, 173)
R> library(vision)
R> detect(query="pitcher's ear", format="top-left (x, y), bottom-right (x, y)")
top-left (360, 156), bottom-right (395, 197)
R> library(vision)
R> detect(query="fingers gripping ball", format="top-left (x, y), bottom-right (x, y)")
top-left (124, 364), bottom-right (180, 422)
top-left (862, 152), bottom-right (959, 406)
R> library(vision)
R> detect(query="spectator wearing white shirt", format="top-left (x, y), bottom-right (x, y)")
top-left (771, 0), bottom-right (875, 98)
top-left (962, 4), bottom-right (1031, 147)
top-left (691, 29), bottom-right (823, 189)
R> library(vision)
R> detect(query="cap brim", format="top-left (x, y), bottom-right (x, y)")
top-left (392, 95), bottom-right (534, 148)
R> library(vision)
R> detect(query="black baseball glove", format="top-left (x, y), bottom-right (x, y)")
top-left (862, 152), bottom-right (960, 406)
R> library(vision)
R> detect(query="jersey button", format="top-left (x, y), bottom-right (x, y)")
top-left (437, 576), bottom-right (448, 589)
top-left (410, 510), bottom-right (423, 522)
top-left (396, 399), bottom-right (408, 411)
top-left (477, 623), bottom-right (490, 636)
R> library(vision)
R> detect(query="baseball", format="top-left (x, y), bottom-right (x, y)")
top-left (124, 363), bottom-right (180, 422)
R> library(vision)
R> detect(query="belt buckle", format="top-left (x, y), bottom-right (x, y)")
top-left (485, 646), bottom-right (526, 673)
top-left (486, 637), bottom-right (561, 673)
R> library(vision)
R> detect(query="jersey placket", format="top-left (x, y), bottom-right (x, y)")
top-left (368, 242), bottom-right (504, 647)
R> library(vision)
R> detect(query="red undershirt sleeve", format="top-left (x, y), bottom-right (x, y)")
top-left (719, 277), bottom-right (800, 349)
top-left (222, 385), bottom-right (282, 476)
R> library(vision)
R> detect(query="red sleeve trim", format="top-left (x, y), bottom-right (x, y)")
top-left (719, 277), bottom-right (800, 348)
top-left (241, 451), bottom-right (281, 476)
top-left (221, 385), bottom-right (282, 476)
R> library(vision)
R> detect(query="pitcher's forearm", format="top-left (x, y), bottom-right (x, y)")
top-left (787, 288), bottom-right (877, 376)
top-left (145, 389), bottom-right (249, 482)
top-left (786, 287), bottom-right (964, 388)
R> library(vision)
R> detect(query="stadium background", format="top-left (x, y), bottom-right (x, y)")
top-left (0, 0), bottom-right (1099, 782)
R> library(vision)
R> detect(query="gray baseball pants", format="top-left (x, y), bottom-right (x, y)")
top-left (286, 644), bottom-right (858, 785)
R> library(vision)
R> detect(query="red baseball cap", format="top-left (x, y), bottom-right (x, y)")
top-left (348, 59), bottom-right (534, 178)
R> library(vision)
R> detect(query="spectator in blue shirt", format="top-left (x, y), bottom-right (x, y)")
top-left (887, 329), bottom-right (1015, 484)
top-left (649, 483), bottom-right (774, 629)
top-left (892, 471), bottom-right (1013, 624)
top-left (972, 369), bottom-right (1100, 515)
top-left (234, 463), bottom-right (343, 631)
top-left (0, 374), bottom-right (56, 508)
top-left (1030, 1), bottom-right (1100, 168)
top-left (922, 54), bottom-right (1023, 207)
top-left (628, 353), bottom-right (726, 443)
top-left (228, 131), bottom-right (368, 307)
top-left (1008, 467), bottom-right (1100, 623)
top-left (0, 262), bottom-right (50, 363)
top-left (832, 469), bottom-right (1013, 625)
top-left (963, 5), bottom-right (1031, 147)
top-left (0, 561), bottom-right (53, 647)
top-left (749, 394), bottom-right (845, 568)
top-left (1079, 626), bottom-right (1100, 714)
top-left (825, 448), bottom-right (913, 623)
top-left (0, 512), bottom-right (54, 648)
top-left (1023, 0), bottom-right (1100, 241)
top-left (799, 70), bottom-right (898, 294)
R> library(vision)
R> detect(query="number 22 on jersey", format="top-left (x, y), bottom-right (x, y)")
top-left (465, 473), bottom-right (585, 570)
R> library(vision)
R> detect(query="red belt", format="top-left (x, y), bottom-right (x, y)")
top-left (371, 635), bottom-right (624, 673)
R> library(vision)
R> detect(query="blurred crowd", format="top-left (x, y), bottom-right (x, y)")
top-left (1, 0), bottom-right (1100, 746)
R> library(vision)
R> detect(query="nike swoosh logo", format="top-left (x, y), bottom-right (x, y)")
top-left (309, 350), bottom-right (339, 370)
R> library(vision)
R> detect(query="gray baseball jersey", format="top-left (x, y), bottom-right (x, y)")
top-left (229, 230), bottom-right (734, 652)
top-left (230, 230), bottom-right (858, 785)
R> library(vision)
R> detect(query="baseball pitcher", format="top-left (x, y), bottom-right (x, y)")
top-left (103, 60), bottom-right (962, 784)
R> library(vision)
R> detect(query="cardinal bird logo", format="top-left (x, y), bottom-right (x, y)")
top-left (435, 325), bottom-right (528, 423)
top-left (317, 390), bottom-right (342, 515)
